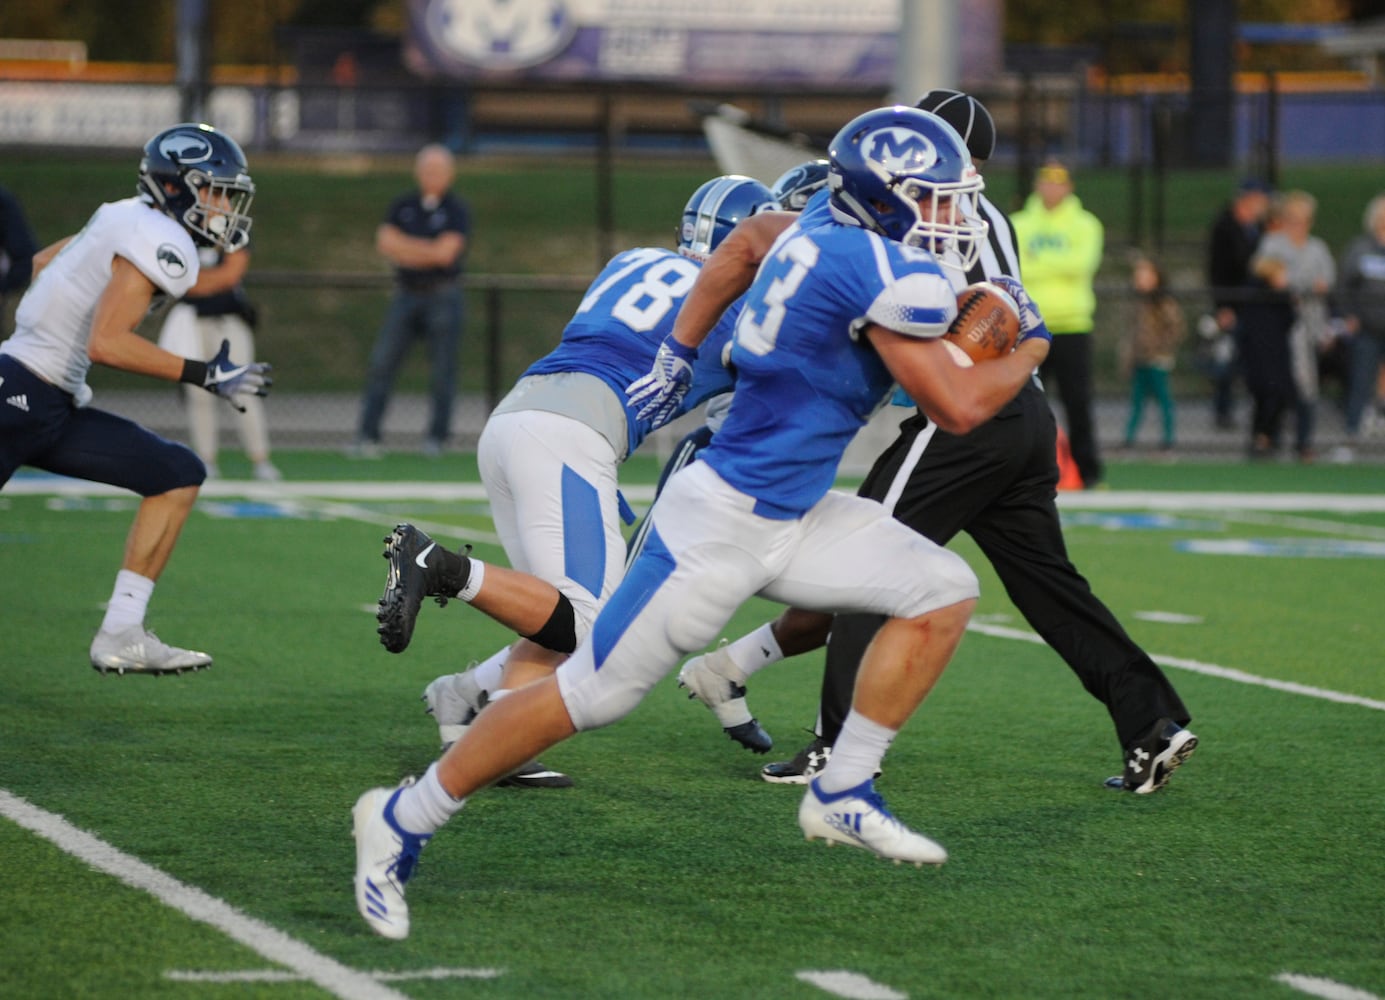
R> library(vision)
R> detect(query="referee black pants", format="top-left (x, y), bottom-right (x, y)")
top-left (817, 381), bottom-right (1189, 751)
top-left (1039, 331), bottom-right (1103, 486)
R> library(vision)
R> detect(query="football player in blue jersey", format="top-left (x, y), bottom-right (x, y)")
top-left (0, 123), bottom-right (269, 676)
top-left (678, 90), bottom-right (1197, 797)
top-left (620, 159), bottom-right (833, 753)
top-left (372, 175), bottom-right (774, 789)
top-left (351, 107), bottom-right (1051, 939)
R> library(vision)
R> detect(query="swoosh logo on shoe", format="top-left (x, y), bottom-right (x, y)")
top-left (414, 542), bottom-right (436, 568)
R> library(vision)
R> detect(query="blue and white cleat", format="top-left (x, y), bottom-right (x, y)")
top-left (352, 779), bottom-right (431, 940)
top-left (798, 778), bottom-right (947, 867)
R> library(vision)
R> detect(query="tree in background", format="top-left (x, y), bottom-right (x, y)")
top-left (0, 0), bottom-right (395, 65)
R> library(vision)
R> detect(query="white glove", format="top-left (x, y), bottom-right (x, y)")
top-left (202, 338), bottom-right (273, 413)
top-left (626, 337), bottom-right (697, 427)
top-left (992, 276), bottom-right (1051, 344)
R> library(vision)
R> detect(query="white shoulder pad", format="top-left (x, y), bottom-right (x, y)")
top-left (864, 269), bottom-right (956, 340)
top-left (123, 206), bottom-right (199, 298)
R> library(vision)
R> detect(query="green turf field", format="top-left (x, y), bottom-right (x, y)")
top-left (1, 459), bottom-right (1383, 999)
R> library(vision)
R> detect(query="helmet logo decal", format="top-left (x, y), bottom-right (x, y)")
top-left (158, 132), bottom-right (214, 164)
top-left (863, 128), bottom-right (938, 174)
top-left (156, 244), bottom-right (188, 279)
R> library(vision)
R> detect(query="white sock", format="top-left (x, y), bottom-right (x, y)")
top-left (470, 648), bottom-right (508, 693)
top-left (392, 761), bottom-right (466, 835)
top-left (724, 623), bottom-right (784, 679)
top-left (457, 560), bottom-right (485, 602)
top-left (815, 709), bottom-right (897, 795)
top-left (100, 570), bottom-right (154, 634)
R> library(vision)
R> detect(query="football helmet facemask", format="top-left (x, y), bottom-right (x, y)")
top-left (827, 106), bottom-right (987, 271)
top-left (677, 175), bottom-right (776, 262)
top-left (770, 159), bottom-right (830, 212)
top-left (138, 123), bottom-right (255, 253)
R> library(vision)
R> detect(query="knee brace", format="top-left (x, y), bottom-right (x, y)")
top-left (524, 592), bottom-right (578, 653)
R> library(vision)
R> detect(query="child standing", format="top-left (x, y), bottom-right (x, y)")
top-left (1122, 254), bottom-right (1188, 452)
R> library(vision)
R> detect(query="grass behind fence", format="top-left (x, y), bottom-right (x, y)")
top-left (7, 151), bottom-right (1385, 398)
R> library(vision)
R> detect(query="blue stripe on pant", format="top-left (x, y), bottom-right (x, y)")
top-left (561, 463), bottom-right (606, 599)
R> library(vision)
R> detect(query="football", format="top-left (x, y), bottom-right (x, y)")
top-left (943, 281), bottom-right (1021, 367)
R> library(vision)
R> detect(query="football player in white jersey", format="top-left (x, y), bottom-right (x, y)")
top-left (350, 107), bottom-right (1051, 939)
top-left (0, 123), bottom-right (270, 675)
top-left (372, 176), bottom-right (774, 786)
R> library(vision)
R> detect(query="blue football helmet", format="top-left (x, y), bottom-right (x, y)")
top-left (827, 106), bottom-right (986, 270)
top-left (138, 123), bottom-right (255, 253)
top-left (677, 175), bottom-right (776, 261)
top-left (770, 159), bottom-right (830, 212)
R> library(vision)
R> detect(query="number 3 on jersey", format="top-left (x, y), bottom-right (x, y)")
top-left (735, 235), bottom-right (819, 356)
top-left (576, 248), bottom-right (700, 332)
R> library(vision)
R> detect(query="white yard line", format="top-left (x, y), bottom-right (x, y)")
top-left (289, 497), bottom-right (504, 547)
top-left (1274, 972), bottom-right (1382, 1000)
top-left (0, 790), bottom-right (408, 1000)
top-left (964, 623), bottom-right (1385, 712)
top-left (166, 967), bottom-right (503, 984)
top-left (1218, 509), bottom-right (1385, 540)
top-left (796, 970), bottom-right (908, 999)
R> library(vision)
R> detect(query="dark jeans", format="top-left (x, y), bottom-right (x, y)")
top-left (1345, 332), bottom-right (1384, 436)
top-left (1238, 300), bottom-right (1297, 453)
top-left (357, 285), bottom-right (464, 444)
top-left (1039, 331), bottom-right (1102, 485)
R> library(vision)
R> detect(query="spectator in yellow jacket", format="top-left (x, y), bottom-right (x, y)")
top-left (1012, 161), bottom-right (1106, 486)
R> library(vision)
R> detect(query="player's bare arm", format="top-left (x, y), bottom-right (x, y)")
top-left (669, 210), bottom-right (796, 352)
top-left (866, 323), bottom-right (1048, 435)
top-left (185, 245), bottom-right (250, 297)
top-left (86, 256), bottom-right (188, 380)
top-left (30, 236), bottom-right (73, 281)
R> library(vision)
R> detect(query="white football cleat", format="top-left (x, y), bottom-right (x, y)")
top-left (422, 666), bottom-right (487, 750)
top-left (352, 780), bottom-right (431, 940)
top-left (798, 778), bottom-right (947, 867)
top-left (677, 643), bottom-right (772, 753)
top-left (90, 626), bottom-right (212, 675)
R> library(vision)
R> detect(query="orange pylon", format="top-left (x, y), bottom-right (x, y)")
top-left (1055, 426), bottom-right (1084, 491)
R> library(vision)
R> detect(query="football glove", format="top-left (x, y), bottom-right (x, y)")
top-left (991, 276), bottom-right (1052, 345)
top-left (626, 336), bottom-right (697, 427)
top-left (202, 338), bottom-right (273, 413)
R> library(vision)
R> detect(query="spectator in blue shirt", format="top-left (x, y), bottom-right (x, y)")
top-left (350, 144), bottom-right (470, 458)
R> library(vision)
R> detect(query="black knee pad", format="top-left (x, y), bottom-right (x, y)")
top-left (525, 592), bottom-right (577, 653)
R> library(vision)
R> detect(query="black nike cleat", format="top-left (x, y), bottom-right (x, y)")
top-left (377, 524), bottom-right (469, 654)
